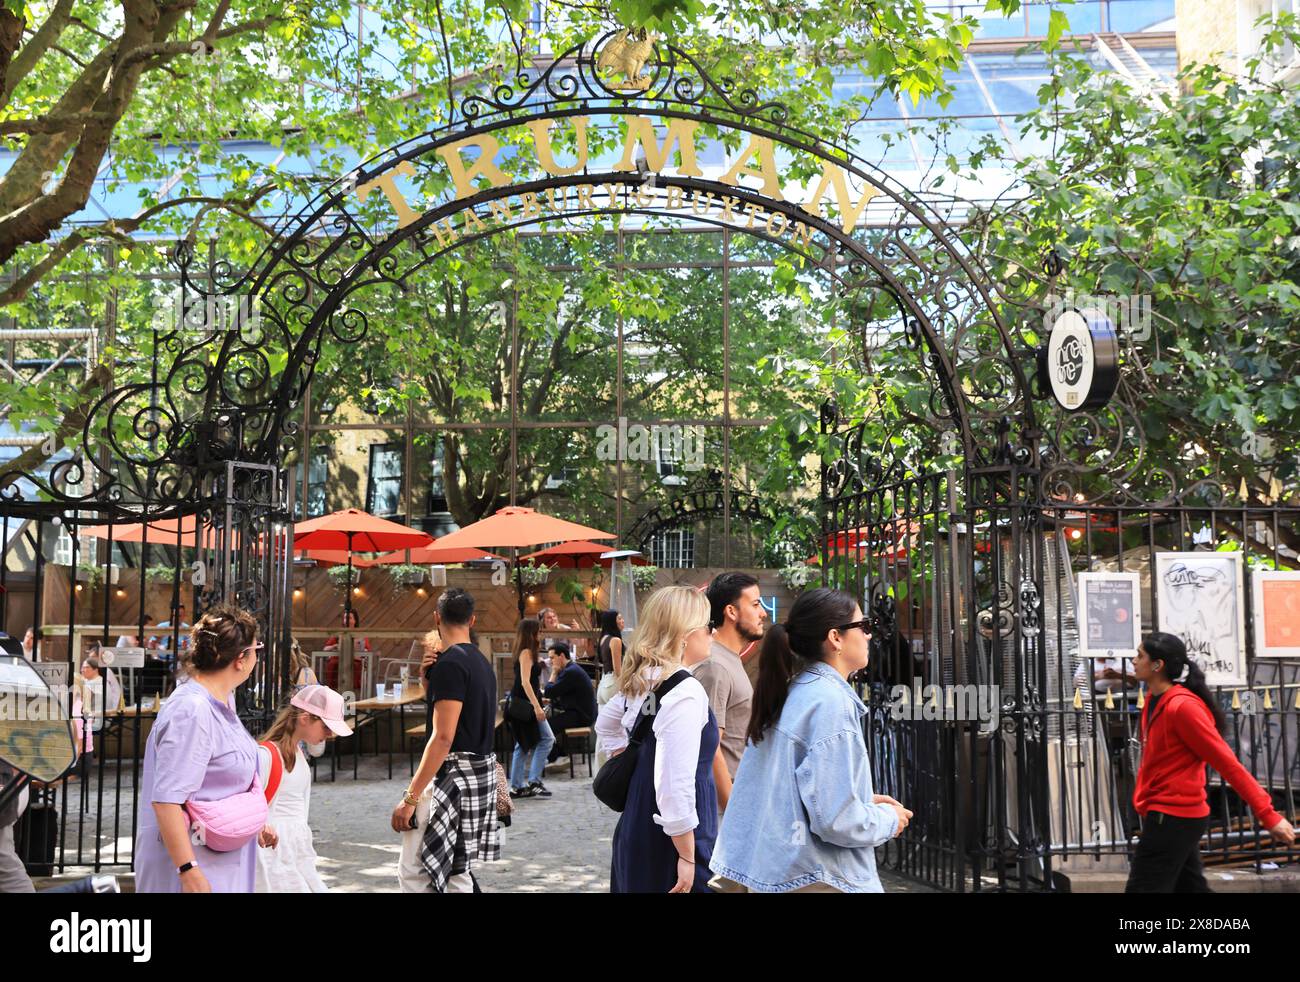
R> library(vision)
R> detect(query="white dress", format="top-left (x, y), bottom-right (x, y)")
top-left (255, 746), bottom-right (328, 893)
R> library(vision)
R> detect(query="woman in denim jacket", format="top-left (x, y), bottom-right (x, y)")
top-left (709, 588), bottom-right (912, 892)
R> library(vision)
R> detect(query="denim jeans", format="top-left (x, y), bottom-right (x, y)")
top-left (510, 720), bottom-right (555, 789)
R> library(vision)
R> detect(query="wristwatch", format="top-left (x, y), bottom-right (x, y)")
top-left (402, 789), bottom-right (420, 807)
top-left (177, 861), bottom-right (199, 875)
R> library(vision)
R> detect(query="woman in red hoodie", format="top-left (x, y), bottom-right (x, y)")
top-left (1127, 632), bottom-right (1296, 892)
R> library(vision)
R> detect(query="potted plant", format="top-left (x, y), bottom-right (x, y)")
top-left (518, 561), bottom-right (554, 587)
top-left (630, 565), bottom-right (659, 592)
top-left (326, 565), bottom-right (359, 591)
top-left (145, 565), bottom-right (180, 586)
top-left (75, 562), bottom-right (104, 588)
top-left (388, 563), bottom-right (426, 586)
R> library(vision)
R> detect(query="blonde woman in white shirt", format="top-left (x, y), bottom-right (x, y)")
top-left (595, 585), bottom-right (718, 893)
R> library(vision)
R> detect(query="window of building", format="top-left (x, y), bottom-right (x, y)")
top-left (656, 430), bottom-right (686, 487)
top-left (649, 529), bottom-right (695, 568)
top-left (53, 525), bottom-right (95, 567)
top-left (306, 447), bottom-right (329, 518)
top-left (545, 463), bottom-right (580, 490)
top-left (367, 442), bottom-right (404, 517)
top-left (428, 441), bottom-right (448, 514)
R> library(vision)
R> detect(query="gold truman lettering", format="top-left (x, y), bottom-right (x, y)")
top-left (435, 135), bottom-right (513, 200)
top-left (720, 135), bottom-right (784, 200)
top-left (354, 161), bottom-right (420, 228)
top-left (523, 117), bottom-right (590, 176)
top-left (802, 162), bottom-right (881, 233)
top-left (429, 217), bottom-right (459, 247)
top-left (615, 116), bottom-right (703, 177)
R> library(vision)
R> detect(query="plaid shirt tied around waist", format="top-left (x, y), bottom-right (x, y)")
top-left (418, 751), bottom-right (501, 892)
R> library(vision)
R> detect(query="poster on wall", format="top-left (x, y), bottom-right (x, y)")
top-left (1251, 570), bottom-right (1300, 658)
top-left (1077, 571), bottom-right (1141, 659)
top-left (1154, 551), bottom-right (1246, 687)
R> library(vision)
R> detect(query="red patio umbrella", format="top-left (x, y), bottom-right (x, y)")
top-left (370, 544), bottom-right (505, 565)
top-left (296, 549), bottom-right (379, 568)
top-left (82, 515), bottom-right (237, 549)
top-left (520, 540), bottom-right (612, 567)
top-left (293, 509), bottom-right (431, 616)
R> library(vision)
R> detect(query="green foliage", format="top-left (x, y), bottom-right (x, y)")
top-left (960, 19), bottom-right (1300, 500)
top-left (0, 0), bottom-right (1084, 515)
top-left (326, 564), bottom-right (359, 590)
top-left (630, 564), bottom-right (659, 590)
top-left (518, 560), bottom-right (555, 586)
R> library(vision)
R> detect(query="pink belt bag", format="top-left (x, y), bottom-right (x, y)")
top-left (185, 774), bottom-right (267, 852)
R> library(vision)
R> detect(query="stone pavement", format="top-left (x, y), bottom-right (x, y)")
top-left (308, 755), bottom-right (933, 893)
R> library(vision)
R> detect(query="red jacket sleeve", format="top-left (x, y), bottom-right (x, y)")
top-left (1173, 698), bottom-right (1283, 829)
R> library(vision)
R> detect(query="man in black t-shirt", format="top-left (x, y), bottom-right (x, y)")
top-left (393, 588), bottom-right (498, 892)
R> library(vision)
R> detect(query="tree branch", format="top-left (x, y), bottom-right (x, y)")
top-left (0, 9), bottom-right (25, 112)
top-left (0, 184), bottom-right (278, 308)
top-left (0, 363), bottom-right (112, 491)
top-left (0, 111), bottom-right (116, 135)
top-left (2, 0), bottom-right (76, 107)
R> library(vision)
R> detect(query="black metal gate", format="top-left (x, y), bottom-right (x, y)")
top-left (5, 458), bottom-right (292, 875)
top-left (822, 402), bottom-right (1300, 891)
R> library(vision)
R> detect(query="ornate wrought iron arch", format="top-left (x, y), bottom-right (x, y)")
top-left (2, 31), bottom-right (1035, 513)
top-left (623, 469), bottom-right (802, 556)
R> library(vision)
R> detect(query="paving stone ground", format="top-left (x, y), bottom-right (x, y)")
top-left (308, 754), bottom-right (934, 893)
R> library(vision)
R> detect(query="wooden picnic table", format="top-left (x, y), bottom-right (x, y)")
top-left (328, 683), bottom-right (427, 782)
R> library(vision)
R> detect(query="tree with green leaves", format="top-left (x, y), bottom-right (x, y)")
top-left (956, 18), bottom-right (1300, 515)
top-left (0, 0), bottom-right (1031, 499)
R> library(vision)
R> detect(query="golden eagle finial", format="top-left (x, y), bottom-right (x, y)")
top-left (596, 28), bottom-right (657, 91)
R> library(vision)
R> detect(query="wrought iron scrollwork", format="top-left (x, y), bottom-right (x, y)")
top-left (0, 31), bottom-right (1035, 514)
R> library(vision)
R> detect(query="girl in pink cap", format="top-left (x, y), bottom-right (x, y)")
top-left (255, 685), bottom-right (352, 893)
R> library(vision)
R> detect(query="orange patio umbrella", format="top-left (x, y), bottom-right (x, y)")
top-left (81, 514), bottom-right (241, 550)
top-left (430, 506), bottom-right (615, 550)
top-left (293, 509), bottom-right (432, 616)
top-left (430, 507), bottom-right (615, 615)
top-left (370, 543), bottom-right (505, 565)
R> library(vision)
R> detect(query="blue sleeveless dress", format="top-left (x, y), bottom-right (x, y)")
top-left (610, 703), bottom-right (719, 893)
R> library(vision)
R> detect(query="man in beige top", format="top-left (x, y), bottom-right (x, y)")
top-left (695, 572), bottom-right (768, 809)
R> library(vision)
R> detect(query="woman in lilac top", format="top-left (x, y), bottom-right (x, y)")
top-left (135, 604), bottom-right (276, 893)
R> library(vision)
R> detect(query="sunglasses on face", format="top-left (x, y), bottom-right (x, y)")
top-left (835, 619), bottom-right (872, 635)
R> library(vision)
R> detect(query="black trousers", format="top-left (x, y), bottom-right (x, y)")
top-left (1125, 811), bottom-right (1212, 893)
top-left (547, 710), bottom-right (595, 762)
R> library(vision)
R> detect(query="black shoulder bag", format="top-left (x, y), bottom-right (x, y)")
top-left (592, 670), bottom-right (691, 812)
